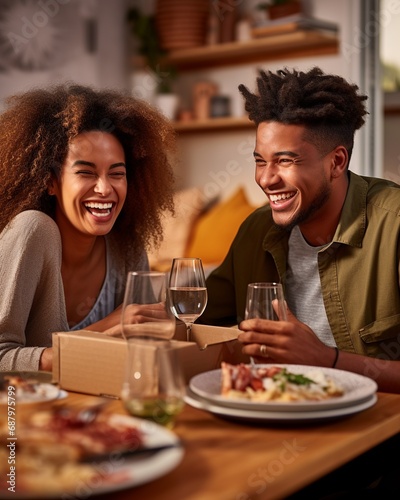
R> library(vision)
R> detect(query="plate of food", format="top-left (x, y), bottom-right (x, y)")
top-left (184, 387), bottom-right (377, 423)
top-left (0, 405), bottom-right (183, 498)
top-left (0, 372), bottom-right (60, 405)
top-left (189, 363), bottom-right (378, 412)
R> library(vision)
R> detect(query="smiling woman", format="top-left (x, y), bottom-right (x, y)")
top-left (0, 84), bottom-right (177, 372)
top-left (50, 131), bottom-right (128, 238)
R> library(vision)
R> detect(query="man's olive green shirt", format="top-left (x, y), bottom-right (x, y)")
top-left (201, 172), bottom-right (400, 359)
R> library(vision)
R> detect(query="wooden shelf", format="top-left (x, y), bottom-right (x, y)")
top-left (173, 116), bottom-right (255, 133)
top-left (133, 29), bottom-right (339, 133)
top-left (164, 30), bottom-right (339, 70)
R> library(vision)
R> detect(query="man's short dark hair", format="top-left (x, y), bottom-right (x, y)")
top-left (239, 67), bottom-right (368, 159)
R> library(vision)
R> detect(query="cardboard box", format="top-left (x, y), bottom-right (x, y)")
top-left (52, 324), bottom-right (249, 398)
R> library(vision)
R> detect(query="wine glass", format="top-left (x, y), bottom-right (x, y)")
top-left (168, 258), bottom-right (208, 341)
top-left (120, 271), bottom-right (185, 428)
top-left (120, 271), bottom-right (175, 340)
top-left (245, 282), bottom-right (287, 365)
top-left (121, 337), bottom-right (185, 428)
top-left (245, 282), bottom-right (287, 322)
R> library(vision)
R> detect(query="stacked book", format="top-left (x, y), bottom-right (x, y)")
top-left (251, 14), bottom-right (338, 38)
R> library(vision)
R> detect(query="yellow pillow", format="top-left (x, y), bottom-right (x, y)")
top-left (147, 187), bottom-right (210, 269)
top-left (186, 187), bottom-right (257, 264)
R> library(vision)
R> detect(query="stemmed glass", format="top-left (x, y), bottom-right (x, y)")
top-left (120, 271), bottom-right (176, 340)
top-left (245, 282), bottom-right (287, 365)
top-left (245, 282), bottom-right (287, 322)
top-left (168, 258), bottom-right (208, 341)
top-left (120, 271), bottom-right (185, 428)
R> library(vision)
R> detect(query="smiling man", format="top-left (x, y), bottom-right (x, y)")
top-left (200, 67), bottom-right (400, 394)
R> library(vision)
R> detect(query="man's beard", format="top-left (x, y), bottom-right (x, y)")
top-left (273, 181), bottom-right (331, 233)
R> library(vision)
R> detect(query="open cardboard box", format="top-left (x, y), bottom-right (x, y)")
top-left (52, 324), bottom-right (249, 398)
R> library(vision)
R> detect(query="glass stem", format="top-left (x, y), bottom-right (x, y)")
top-left (186, 323), bottom-right (193, 342)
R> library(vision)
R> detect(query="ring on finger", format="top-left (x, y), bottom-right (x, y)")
top-left (260, 344), bottom-right (267, 356)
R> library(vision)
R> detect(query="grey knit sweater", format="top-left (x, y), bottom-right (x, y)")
top-left (0, 210), bottom-right (148, 371)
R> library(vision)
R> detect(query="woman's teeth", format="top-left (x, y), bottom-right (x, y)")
top-left (84, 202), bottom-right (112, 217)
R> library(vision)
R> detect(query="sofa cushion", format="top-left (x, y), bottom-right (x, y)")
top-left (185, 187), bottom-right (257, 265)
top-left (147, 187), bottom-right (211, 270)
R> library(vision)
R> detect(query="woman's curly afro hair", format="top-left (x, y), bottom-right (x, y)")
top-left (0, 83), bottom-right (177, 262)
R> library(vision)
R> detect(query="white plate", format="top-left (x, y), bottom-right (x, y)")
top-left (3, 414), bottom-right (184, 499)
top-left (185, 388), bottom-right (377, 423)
top-left (190, 364), bottom-right (378, 412)
top-left (0, 371), bottom-right (60, 404)
top-left (0, 383), bottom-right (60, 404)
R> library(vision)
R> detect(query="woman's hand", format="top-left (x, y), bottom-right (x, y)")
top-left (89, 303), bottom-right (171, 337)
top-left (121, 302), bottom-right (172, 325)
top-left (84, 305), bottom-right (124, 336)
top-left (238, 306), bottom-right (337, 367)
top-left (39, 347), bottom-right (53, 371)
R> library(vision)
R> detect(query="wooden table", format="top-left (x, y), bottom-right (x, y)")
top-left (61, 391), bottom-right (400, 500)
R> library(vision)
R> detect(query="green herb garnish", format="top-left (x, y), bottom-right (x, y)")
top-left (273, 369), bottom-right (315, 387)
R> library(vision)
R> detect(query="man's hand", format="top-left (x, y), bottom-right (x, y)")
top-left (238, 306), bottom-right (337, 367)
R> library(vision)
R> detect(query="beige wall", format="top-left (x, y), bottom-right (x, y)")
top-left (383, 113), bottom-right (400, 183)
top-left (0, 0), bottom-right (129, 108)
top-left (1, 0), bottom-right (396, 201)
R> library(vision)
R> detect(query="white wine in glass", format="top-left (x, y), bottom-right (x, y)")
top-left (121, 338), bottom-right (185, 429)
top-left (168, 258), bottom-right (208, 341)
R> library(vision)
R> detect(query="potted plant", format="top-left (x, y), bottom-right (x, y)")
top-left (127, 7), bottom-right (178, 119)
